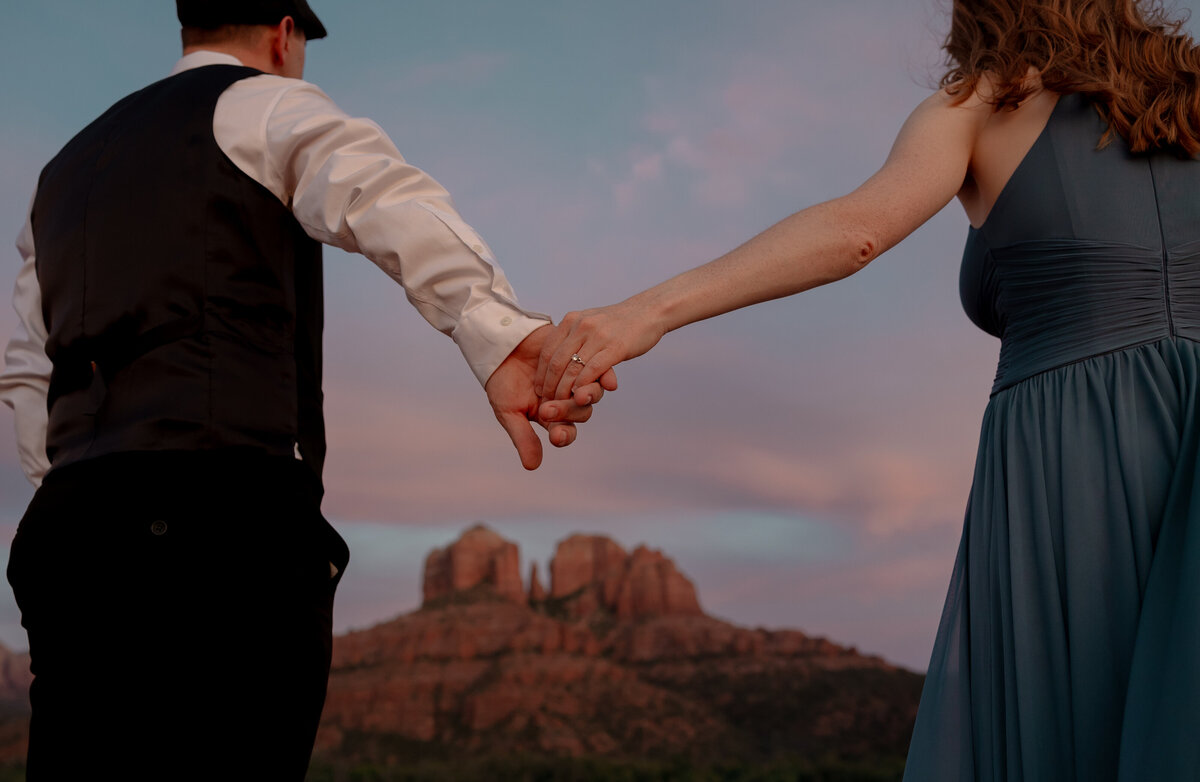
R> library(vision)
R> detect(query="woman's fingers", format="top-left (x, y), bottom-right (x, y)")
top-left (537, 306), bottom-right (640, 400)
top-left (571, 370), bottom-right (618, 405)
top-left (535, 313), bottom-right (582, 397)
top-left (547, 318), bottom-right (607, 400)
top-left (552, 344), bottom-right (591, 401)
top-left (566, 350), bottom-right (621, 398)
top-left (537, 388), bottom-right (600, 424)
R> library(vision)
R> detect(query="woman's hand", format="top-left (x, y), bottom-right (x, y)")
top-left (535, 298), bottom-right (667, 402)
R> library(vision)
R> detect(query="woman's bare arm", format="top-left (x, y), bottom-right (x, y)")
top-left (536, 88), bottom-right (992, 402)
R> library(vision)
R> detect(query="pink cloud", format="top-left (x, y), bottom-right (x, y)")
top-left (622, 60), bottom-right (839, 209)
top-left (613, 150), bottom-right (665, 212)
top-left (687, 441), bottom-right (968, 537)
top-left (317, 373), bottom-right (679, 524)
top-left (593, 4), bottom-right (944, 213)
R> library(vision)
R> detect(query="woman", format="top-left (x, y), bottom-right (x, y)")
top-left (536, 1), bottom-right (1200, 778)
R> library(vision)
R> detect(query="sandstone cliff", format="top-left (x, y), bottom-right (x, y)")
top-left (548, 534), bottom-right (703, 620)
top-left (422, 523), bottom-right (525, 605)
top-left (0, 644), bottom-right (31, 765)
top-left (316, 526), bottom-right (922, 766)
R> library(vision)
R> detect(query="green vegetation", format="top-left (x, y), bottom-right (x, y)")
top-left (304, 755), bottom-right (907, 782)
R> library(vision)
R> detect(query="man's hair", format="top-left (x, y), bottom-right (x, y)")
top-left (180, 24), bottom-right (272, 49)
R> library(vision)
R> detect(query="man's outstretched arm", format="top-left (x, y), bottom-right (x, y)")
top-left (215, 67), bottom-right (549, 388)
top-left (221, 66), bottom-right (618, 464)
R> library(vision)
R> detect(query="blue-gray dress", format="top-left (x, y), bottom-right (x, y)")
top-left (902, 92), bottom-right (1200, 781)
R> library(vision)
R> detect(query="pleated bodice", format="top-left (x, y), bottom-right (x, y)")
top-left (959, 92), bottom-right (1200, 394)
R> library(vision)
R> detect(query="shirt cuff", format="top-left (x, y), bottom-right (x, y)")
top-left (452, 300), bottom-right (551, 386)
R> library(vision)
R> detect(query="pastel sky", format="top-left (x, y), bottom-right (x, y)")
top-left (3, 1), bottom-right (1200, 672)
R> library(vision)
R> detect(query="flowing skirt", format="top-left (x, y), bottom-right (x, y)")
top-left (903, 337), bottom-right (1200, 781)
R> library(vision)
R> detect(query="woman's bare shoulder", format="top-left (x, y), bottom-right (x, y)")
top-left (908, 70), bottom-right (1051, 155)
top-left (928, 73), bottom-right (1012, 113)
top-left (896, 83), bottom-right (992, 149)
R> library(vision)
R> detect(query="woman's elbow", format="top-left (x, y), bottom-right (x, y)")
top-left (838, 231), bottom-right (881, 278)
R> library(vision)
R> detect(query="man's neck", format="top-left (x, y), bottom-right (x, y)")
top-left (182, 45), bottom-right (276, 75)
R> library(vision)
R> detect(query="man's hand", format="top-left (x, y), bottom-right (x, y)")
top-left (485, 324), bottom-right (618, 470)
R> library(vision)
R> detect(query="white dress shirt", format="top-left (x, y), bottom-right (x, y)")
top-left (0, 51), bottom-right (548, 487)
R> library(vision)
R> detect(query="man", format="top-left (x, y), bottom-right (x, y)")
top-left (0, 1), bottom-right (614, 778)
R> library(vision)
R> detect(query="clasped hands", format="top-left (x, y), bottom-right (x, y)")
top-left (483, 323), bottom-right (616, 470)
top-left (485, 301), bottom-right (663, 470)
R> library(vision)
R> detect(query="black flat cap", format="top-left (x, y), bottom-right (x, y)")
top-left (177, 0), bottom-right (327, 40)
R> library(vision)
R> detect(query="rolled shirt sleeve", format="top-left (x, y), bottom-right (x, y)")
top-left (0, 195), bottom-right (52, 487)
top-left (215, 72), bottom-right (549, 385)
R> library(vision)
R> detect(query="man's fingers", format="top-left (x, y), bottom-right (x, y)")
top-left (538, 397), bottom-right (593, 424)
top-left (546, 422), bottom-right (578, 448)
top-left (535, 340), bottom-right (557, 398)
top-left (569, 380), bottom-right (607, 406)
top-left (496, 410), bottom-right (543, 470)
top-left (539, 377), bottom-right (615, 422)
top-left (559, 371), bottom-right (617, 407)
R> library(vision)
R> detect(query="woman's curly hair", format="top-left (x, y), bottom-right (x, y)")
top-left (943, 0), bottom-right (1200, 155)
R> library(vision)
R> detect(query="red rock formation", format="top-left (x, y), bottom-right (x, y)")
top-left (614, 545), bottom-right (703, 619)
top-left (318, 600), bottom-right (918, 765)
top-left (549, 534), bottom-right (628, 603)
top-left (0, 645), bottom-right (31, 708)
top-left (549, 535), bottom-right (703, 619)
top-left (528, 562), bottom-right (546, 602)
top-left (320, 602), bottom-right (731, 757)
top-left (422, 524), bottom-right (524, 605)
top-left (313, 527), bottom-right (922, 769)
top-left (0, 644), bottom-right (31, 766)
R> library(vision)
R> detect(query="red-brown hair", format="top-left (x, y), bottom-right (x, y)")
top-left (942, 0), bottom-right (1200, 155)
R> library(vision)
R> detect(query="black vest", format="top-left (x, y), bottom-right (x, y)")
top-left (33, 65), bottom-right (326, 487)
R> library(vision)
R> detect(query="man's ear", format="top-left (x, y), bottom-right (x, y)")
top-left (270, 16), bottom-right (296, 68)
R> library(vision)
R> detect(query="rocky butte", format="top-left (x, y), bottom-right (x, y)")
top-left (0, 644), bottom-right (31, 765)
top-left (315, 525), bottom-right (923, 767)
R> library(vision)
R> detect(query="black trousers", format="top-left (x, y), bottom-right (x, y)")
top-left (7, 450), bottom-right (349, 781)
